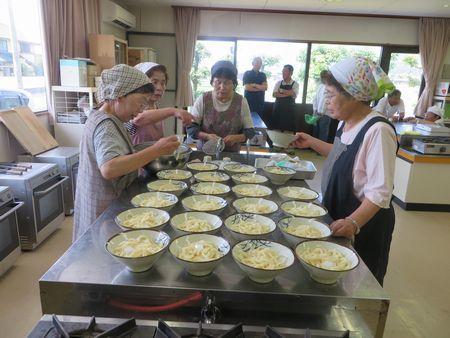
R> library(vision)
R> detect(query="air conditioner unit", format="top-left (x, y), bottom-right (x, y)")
top-left (101, 0), bottom-right (136, 30)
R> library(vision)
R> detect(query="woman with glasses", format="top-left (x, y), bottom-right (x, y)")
top-left (291, 57), bottom-right (398, 285)
top-left (125, 62), bottom-right (194, 144)
top-left (73, 65), bottom-right (180, 241)
top-left (187, 60), bottom-right (255, 152)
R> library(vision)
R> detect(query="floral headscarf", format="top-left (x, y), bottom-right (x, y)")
top-left (330, 57), bottom-right (395, 102)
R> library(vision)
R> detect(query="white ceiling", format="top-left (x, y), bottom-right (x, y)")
top-left (119, 0), bottom-right (450, 17)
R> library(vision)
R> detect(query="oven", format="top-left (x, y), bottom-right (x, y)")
top-left (0, 187), bottom-right (23, 276)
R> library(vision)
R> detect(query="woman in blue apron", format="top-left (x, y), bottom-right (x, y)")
top-left (292, 57), bottom-right (397, 285)
top-left (272, 64), bottom-right (299, 131)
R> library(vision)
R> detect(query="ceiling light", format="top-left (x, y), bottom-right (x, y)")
top-left (444, 4), bottom-right (449, 7)
top-left (321, 0), bottom-right (343, 3)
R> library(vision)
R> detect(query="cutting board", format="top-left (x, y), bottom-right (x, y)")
top-left (0, 107), bottom-right (58, 155)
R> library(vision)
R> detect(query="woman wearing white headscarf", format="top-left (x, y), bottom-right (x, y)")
top-left (125, 62), bottom-right (194, 144)
top-left (292, 57), bottom-right (397, 285)
top-left (73, 64), bottom-right (180, 241)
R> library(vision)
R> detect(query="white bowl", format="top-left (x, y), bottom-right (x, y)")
top-left (115, 207), bottom-right (170, 230)
top-left (232, 240), bottom-right (295, 283)
top-left (232, 184), bottom-right (272, 198)
top-left (266, 130), bottom-right (297, 148)
top-left (263, 166), bottom-right (296, 185)
top-left (182, 195), bottom-right (228, 215)
top-left (277, 186), bottom-right (319, 202)
top-left (233, 197), bottom-right (278, 215)
top-left (191, 182), bottom-right (230, 197)
top-left (147, 179), bottom-right (188, 196)
top-left (194, 171), bottom-right (230, 183)
top-left (232, 173), bottom-right (268, 185)
top-left (280, 201), bottom-right (327, 218)
top-left (131, 192), bottom-right (178, 211)
top-left (157, 169), bottom-right (193, 182)
top-left (170, 212), bottom-right (223, 235)
top-left (223, 163), bottom-right (256, 175)
top-left (169, 234), bottom-right (230, 276)
top-left (105, 229), bottom-right (170, 272)
top-left (224, 213), bottom-right (276, 241)
top-left (186, 162), bottom-right (219, 172)
top-left (277, 217), bottom-right (331, 247)
top-left (295, 240), bottom-right (359, 284)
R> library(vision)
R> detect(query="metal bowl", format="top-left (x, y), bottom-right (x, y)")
top-left (135, 142), bottom-right (192, 174)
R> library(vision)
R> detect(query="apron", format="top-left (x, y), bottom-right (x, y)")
top-left (198, 91), bottom-right (244, 152)
top-left (321, 116), bottom-right (396, 285)
top-left (73, 110), bottom-right (137, 241)
top-left (272, 81), bottom-right (296, 131)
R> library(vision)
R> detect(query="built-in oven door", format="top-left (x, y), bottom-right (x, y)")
top-left (33, 176), bottom-right (68, 232)
top-left (0, 201), bottom-right (23, 261)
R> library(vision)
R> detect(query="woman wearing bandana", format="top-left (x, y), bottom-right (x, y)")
top-left (292, 57), bottom-right (398, 285)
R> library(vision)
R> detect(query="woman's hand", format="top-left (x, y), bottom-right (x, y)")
top-left (205, 133), bottom-right (219, 141)
top-left (173, 109), bottom-right (194, 125)
top-left (290, 132), bottom-right (313, 149)
top-left (151, 136), bottom-right (180, 156)
top-left (330, 219), bottom-right (358, 239)
top-left (223, 134), bottom-right (245, 147)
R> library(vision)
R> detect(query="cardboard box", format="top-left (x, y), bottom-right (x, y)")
top-left (60, 59), bottom-right (88, 87)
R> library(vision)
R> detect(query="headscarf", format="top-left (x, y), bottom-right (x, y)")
top-left (330, 57), bottom-right (395, 102)
top-left (134, 62), bottom-right (159, 75)
top-left (426, 105), bottom-right (443, 117)
top-left (96, 64), bottom-right (150, 104)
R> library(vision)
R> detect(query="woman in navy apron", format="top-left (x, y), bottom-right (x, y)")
top-left (292, 57), bottom-right (397, 285)
top-left (272, 64), bottom-right (298, 131)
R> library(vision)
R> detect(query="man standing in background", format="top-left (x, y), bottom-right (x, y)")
top-left (374, 89), bottom-right (405, 122)
top-left (243, 57), bottom-right (268, 118)
top-left (272, 64), bottom-right (299, 131)
top-left (313, 70), bottom-right (339, 142)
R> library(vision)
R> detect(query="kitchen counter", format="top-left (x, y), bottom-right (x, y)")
top-left (39, 152), bottom-right (389, 338)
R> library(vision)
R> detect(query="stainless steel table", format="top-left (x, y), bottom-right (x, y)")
top-left (39, 152), bottom-right (389, 338)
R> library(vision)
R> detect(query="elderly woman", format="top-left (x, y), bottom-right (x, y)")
top-left (292, 57), bottom-right (397, 285)
top-left (125, 62), bottom-right (193, 144)
top-left (74, 64), bottom-right (179, 241)
top-left (187, 60), bottom-right (255, 152)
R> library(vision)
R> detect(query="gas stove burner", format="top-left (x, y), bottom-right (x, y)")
top-left (47, 315), bottom-right (137, 338)
top-left (154, 321), bottom-right (244, 338)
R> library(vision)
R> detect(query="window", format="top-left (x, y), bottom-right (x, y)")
top-left (0, 0), bottom-right (47, 112)
top-left (236, 40), bottom-right (308, 102)
top-left (306, 44), bottom-right (382, 104)
top-left (387, 53), bottom-right (422, 116)
top-left (191, 40), bottom-right (235, 100)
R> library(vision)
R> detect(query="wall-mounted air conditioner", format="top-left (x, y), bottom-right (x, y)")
top-left (101, 0), bottom-right (136, 30)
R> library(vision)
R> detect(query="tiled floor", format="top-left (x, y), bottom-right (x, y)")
top-left (1, 152), bottom-right (449, 337)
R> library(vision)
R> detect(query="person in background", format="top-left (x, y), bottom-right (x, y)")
top-left (124, 62), bottom-right (193, 144)
top-left (186, 60), bottom-right (255, 152)
top-left (243, 57), bottom-right (268, 117)
top-left (313, 70), bottom-right (339, 142)
top-left (74, 65), bottom-right (179, 241)
top-left (272, 64), bottom-right (299, 131)
top-left (291, 57), bottom-right (397, 285)
top-left (374, 89), bottom-right (405, 122)
top-left (404, 105), bottom-right (444, 124)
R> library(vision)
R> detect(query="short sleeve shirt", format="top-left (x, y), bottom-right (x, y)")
top-left (243, 70), bottom-right (267, 113)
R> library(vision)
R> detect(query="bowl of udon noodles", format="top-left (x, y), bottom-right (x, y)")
top-left (156, 169), bottom-right (193, 183)
top-left (223, 163), bottom-right (256, 176)
top-left (190, 182), bottom-right (230, 197)
top-left (280, 201), bottom-right (327, 218)
top-left (231, 173), bottom-right (268, 185)
top-left (277, 186), bottom-right (319, 202)
top-left (224, 213), bottom-right (276, 241)
top-left (106, 229), bottom-right (170, 272)
top-left (194, 171), bottom-right (230, 183)
top-left (232, 184), bottom-right (272, 198)
top-left (186, 161), bottom-right (219, 173)
top-left (182, 195), bottom-right (228, 215)
top-left (233, 197), bottom-right (278, 215)
top-left (131, 192), bottom-right (178, 211)
top-left (262, 166), bottom-right (296, 185)
top-left (277, 217), bottom-right (331, 247)
top-left (147, 179), bottom-right (188, 197)
top-left (232, 239), bottom-right (295, 283)
top-left (169, 234), bottom-right (230, 276)
top-left (295, 240), bottom-right (359, 284)
top-left (115, 207), bottom-right (170, 231)
top-left (170, 212), bottom-right (223, 235)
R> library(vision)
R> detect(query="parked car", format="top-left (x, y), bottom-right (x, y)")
top-left (0, 88), bottom-right (32, 110)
